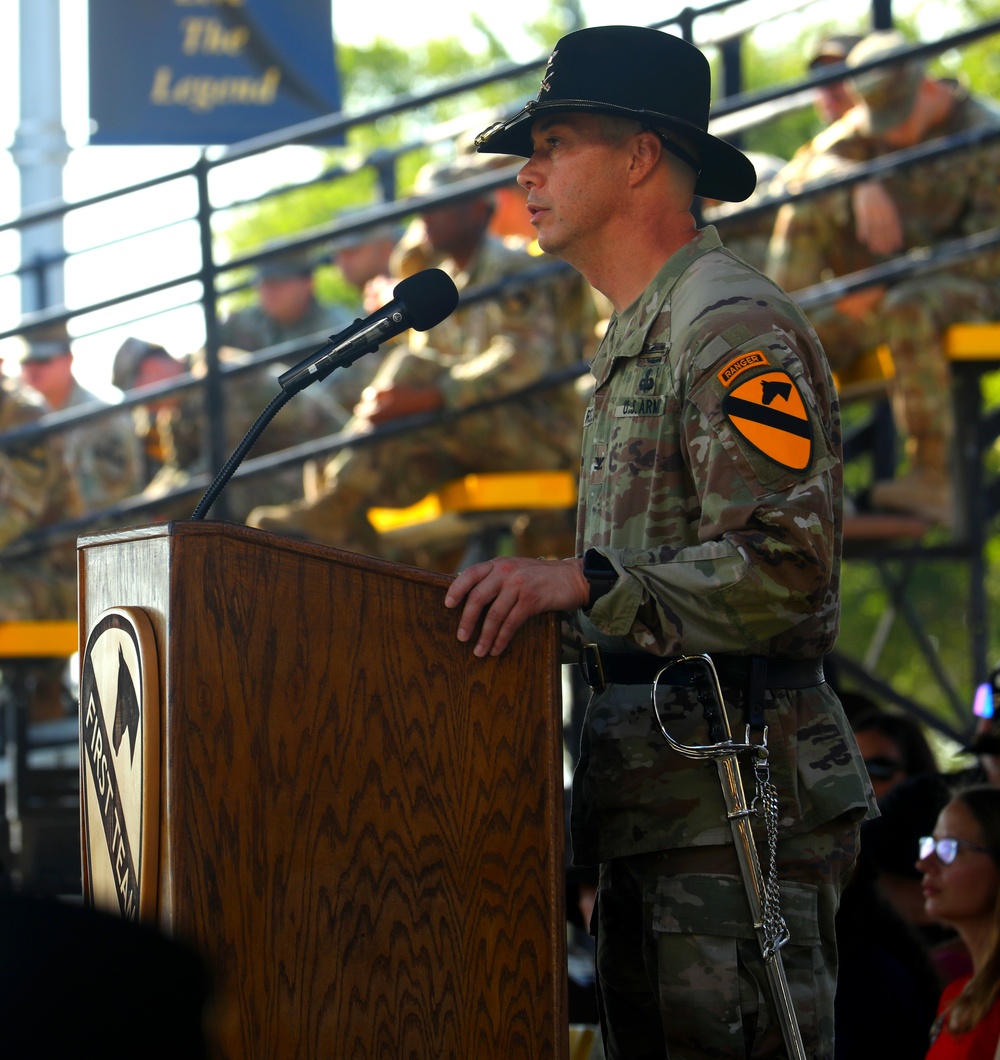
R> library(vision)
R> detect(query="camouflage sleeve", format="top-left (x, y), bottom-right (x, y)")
top-left (0, 396), bottom-right (74, 549)
top-left (583, 323), bottom-right (841, 659)
top-left (75, 412), bottom-right (143, 508)
top-left (430, 248), bottom-right (572, 409)
top-left (765, 178), bottom-right (863, 293)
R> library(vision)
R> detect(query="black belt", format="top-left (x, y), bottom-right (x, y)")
top-left (578, 645), bottom-right (825, 696)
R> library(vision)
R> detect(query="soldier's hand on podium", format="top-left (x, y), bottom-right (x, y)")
top-left (445, 556), bottom-right (588, 658)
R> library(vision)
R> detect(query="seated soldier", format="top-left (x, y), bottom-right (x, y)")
top-left (0, 364), bottom-right (82, 721)
top-left (246, 156), bottom-right (588, 566)
top-left (17, 323), bottom-right (141, 516)
top-left (217, 248), bottom-right (352, 354)
top-left (111, 337), bottom-right (189, 486)
top-left (767, 31), bottom-right (1000, 526)
top-left (139, 344), bottom-right (348, 524)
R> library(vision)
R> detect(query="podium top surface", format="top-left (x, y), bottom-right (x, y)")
top-left (77, 519), bottom-right (453, 587)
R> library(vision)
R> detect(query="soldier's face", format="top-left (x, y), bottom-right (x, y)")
top-left (518, 113), bottom-right (628, 264)
top-left (21, 353), bottom-right (73, 409)
top-left (257, 275), bottom-right (314, 325)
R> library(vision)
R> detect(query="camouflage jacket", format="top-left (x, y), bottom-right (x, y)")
top-left (768, 83), bottom-right (1000, 294)
top-left (61, 380), bottom-right (141, 513)
top-left (147, 348), bottom-right (348, 521)
top-left (411, 236), bottom-right (585, 463)
top-left (0, 380), bottom-right (81, 617)
top-left (569, 227), bottom-right (874, 864)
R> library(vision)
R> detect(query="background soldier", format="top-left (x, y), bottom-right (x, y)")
top-left (767, 31), bottom-right (1000, 526)
top-left (18, 322), bottom-right (141, 517)
top-left (0, 368), bottom-right (82, 724)
top-left (247, 156), bottom-right (587, 567)
top-left (217, 248), bottom-right (352, 355)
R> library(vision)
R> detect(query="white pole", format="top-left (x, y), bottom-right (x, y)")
top-left (11, 0), bottom-right (69, 314)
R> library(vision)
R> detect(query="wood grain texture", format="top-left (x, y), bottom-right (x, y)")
top-left (79, 521), bottom-right (568, 1059)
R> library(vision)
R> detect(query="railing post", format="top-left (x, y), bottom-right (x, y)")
top-left (871, 0), bottom-right (894, 30)
top-left (677, 7), bottom-right (696, 43)
top-left (194, 152), bottom-right (231, 522)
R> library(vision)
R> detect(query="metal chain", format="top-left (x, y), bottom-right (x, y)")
top-left (752, 735), bottom-right (790, 961)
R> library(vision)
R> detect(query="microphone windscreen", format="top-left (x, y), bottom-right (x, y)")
top-left (394, 268), bottom-right (460, 331)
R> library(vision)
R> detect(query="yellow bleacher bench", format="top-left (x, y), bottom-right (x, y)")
top-left (369, 470), bottom-right (578, 548)
top-left (0, 621), bottom-right (78, 659)
top-left (833, 345), bottom-right (894, 400)
top-left (945, 322), bottom-right (1000, 361)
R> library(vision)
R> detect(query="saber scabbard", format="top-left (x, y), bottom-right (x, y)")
top-left (651, 654), bottom-right (807, 1060)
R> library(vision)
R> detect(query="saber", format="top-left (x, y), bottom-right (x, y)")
top-left (651, 654), bottom-right (807, 1060)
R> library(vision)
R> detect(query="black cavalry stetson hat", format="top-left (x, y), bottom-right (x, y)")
top-left (475, 25), bottom-right (757, 203)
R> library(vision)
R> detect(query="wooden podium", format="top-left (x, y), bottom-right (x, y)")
top-left (77, 521), bottom-right (568, 1059)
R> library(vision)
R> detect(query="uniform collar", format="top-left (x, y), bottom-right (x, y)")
top-left (590, 227), bottom-right (723, 387)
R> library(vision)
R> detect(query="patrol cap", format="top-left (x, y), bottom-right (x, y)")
top-left (474, 25), bottom-right (756, 203)
top-left (847, 30), bottom-right (925, 135)
top-left (807, 32), bottom-right (863, 70)
top-left (412, 153), bottom-right (507, 197)
top-left (19, 322), bottom-right (72, 363)
top-left (111, 337), bottom-right (174, 391)
top-left (252, 248), bottom-right (317, 283)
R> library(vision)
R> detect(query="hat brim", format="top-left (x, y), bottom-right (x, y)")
top-left (477, 100), bottom-right (757, 203)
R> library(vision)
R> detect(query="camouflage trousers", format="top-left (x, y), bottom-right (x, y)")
top-left (812, 273), bottom-right (994, 448)
top-left (592, 813), bottom-right (859, 1059)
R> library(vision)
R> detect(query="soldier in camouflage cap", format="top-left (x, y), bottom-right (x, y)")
top-left (767, 29), bottom-right (1000, 526)
top-left (111, 337), bottom-right (189, 485)
top-left (18, 322), bottom-right (141, 516)
top-left (246, 152), bottom-right (586, 568)
top-left (446, 25), bottom-right (875, 1059)
top-left (217, 248), bottom-right (353, 355)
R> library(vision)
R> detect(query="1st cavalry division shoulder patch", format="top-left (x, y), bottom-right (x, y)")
top-left (719, 364), bottom-right (813, 470)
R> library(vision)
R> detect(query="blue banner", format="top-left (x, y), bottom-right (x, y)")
top-left (88, 0), bottom-right (343, 146)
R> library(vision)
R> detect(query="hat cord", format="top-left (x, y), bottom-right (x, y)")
top-left (642, 125), bottom-right (702, 177)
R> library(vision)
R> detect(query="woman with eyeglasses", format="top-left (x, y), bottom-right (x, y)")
top-left (918, 785), bottom-right (1000, 1058)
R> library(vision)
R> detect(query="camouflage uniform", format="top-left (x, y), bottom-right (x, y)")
top-left (216, 296), bottom-right (351, 356)
top-left (59, 379), bottom-right (142, 514)
top-left (766, 81), bottom-right (1000, 522)
top-left (569, 227), bottom-right (876, 1058)
top-left (143, 347), bottom-right (348, 524)
top-left (0, 379), bottom-right (81, 621)
top-left (247, 235), bottom-right (586, 562)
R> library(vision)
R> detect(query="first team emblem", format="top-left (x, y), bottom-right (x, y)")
top-left (80, 607), bottom-right (160, 921)
top-left (721, 370), bottom-right (813, 470)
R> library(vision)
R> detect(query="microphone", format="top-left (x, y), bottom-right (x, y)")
top-left (278, 267), bottom-right (459, 395)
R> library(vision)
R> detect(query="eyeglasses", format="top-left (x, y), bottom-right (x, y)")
top-left (918, 835), bottom-right (993, 864)
top-left (864, 756), bottom-right (905, 780)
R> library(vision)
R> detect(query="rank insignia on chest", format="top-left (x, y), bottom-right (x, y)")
top-left (721, 369), bottom-right (813, 470)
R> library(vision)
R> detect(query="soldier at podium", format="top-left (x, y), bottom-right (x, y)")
top-left (446, 26), bottom-right (876, 1060)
